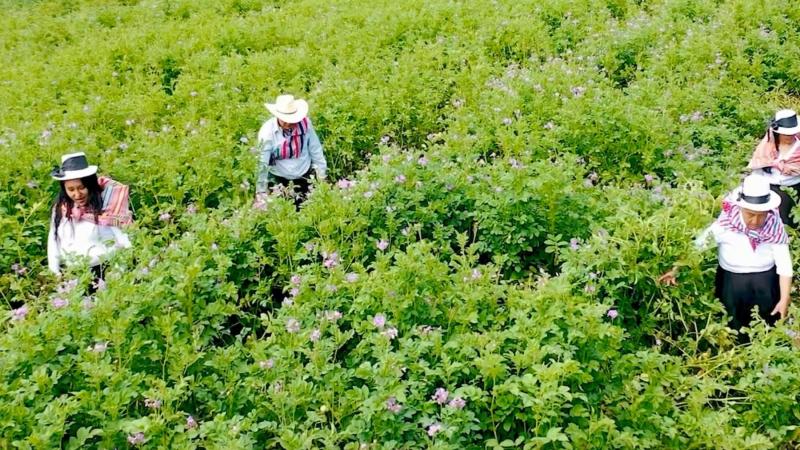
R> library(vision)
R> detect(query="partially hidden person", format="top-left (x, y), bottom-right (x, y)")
top-left (659, 174), bottom-right (792, 331)
top-left (255, 94), bottom-right (327, 207)
top-left (748, 109), bottom-right (800, 227)
top-left (48, 152), bottom-right (133, 281)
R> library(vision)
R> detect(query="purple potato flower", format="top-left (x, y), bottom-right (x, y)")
top-left (325, 310), bottom-right (343, 321)
top-left (127, 432), bottom-right (146, 445)
top-left (51, 297), bottom-right (68, 309)
top-left (259, 359), bottom-right (275, 369)
top-left (12, 305), bottom-right (29, 321)
top-left (323, 252), bottom-right (339, 269)
top-left (448, 396), bottom-right (467, 409)
top-left (427, 423), bottom-right (442, 437)
top-left (345, 272), bottom-right (359, 283)
top-left (382, 327), bottom-right (398, 340)
top-left (431, 388), bottom-right (449, 405)
top-left (386, 396), bottom-right (402, 413)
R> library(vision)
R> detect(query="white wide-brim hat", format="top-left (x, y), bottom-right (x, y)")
top-left (771, 109), bottom-right (800, 135)
top-left (732, 174), bottom-right (781, 212)
top-left (51, 152), bottom-right (98, 181)
top-left (265, 94), bottom-right (308, 124)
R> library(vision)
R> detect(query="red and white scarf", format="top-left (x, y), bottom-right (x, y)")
top-left (717, 200), bottom-right (787, 250)
top-left (272, 118), bottom-right (309, 161)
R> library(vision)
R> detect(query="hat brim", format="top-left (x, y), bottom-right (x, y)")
top-left (52, 166), bottom-right (98, 181)
top-left (733, 189), bottom-right (782, 212)
top-left (775, 125), bottom-right (800, 135)
top-left (265, 99), bottom-right (308, 124)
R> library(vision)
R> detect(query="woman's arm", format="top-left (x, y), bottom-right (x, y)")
top-left (658, 222), bottom-right (719, 285)
top-left (306, 119), bottom-right (327, 179)
top-left (771, 244), bottom-right (792, 319)
top-left (47, 211), bottom-right (61, 275)
top-left (110, 226), bottom-right (132, 249)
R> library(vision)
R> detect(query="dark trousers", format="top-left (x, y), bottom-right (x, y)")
top-left (714, 266), bottom-right (779, 330)
top-left (270, 168), bottom-right (313, 207)
top-left (88, 264), bottom-right (105, 294)
top-left (770, 184), bottom-right (800, 228)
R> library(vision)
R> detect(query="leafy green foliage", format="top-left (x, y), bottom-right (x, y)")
top-left (3, 0), bottom-right (800, 448)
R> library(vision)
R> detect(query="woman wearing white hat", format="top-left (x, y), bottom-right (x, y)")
top-left (748, 109), bottom-right (800, 227)
top-left (255, 94), bottom-right (327, 206)
top-left (48, 152), bottom-right (132, 278)
top-left (659, 174), bottom-right (792, 330)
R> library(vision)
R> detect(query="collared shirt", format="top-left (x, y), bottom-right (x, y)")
top-left (695, 220), bottom-right (792, 276)
top-left (47, 214), bottom-right (131, 275)
top-left (255, 117), bottom-right (327, 193)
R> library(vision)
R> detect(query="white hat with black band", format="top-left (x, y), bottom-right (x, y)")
top-left (733, 174), bottom-right (781, 212)
top-left (50, 152), bottom-right (98, 181)
top-left (771, 109), bottom-right (800, 135)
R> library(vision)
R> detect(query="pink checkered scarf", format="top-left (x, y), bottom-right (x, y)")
top-left (747, 131), bottom-right (800, 176)
top-left (717, 200), bottom-right (787, 250)
top-left (62, 176), bottom-right (133, 227)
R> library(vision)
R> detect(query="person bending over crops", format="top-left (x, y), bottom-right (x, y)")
top-left (48, 152), bottom-right (132, 281)
top-left (748, 109), bottom-right (800, 227)
top-left (659, 174), bottom-right (792, 330)
top-left (255, 94), bottom-right (327, 207)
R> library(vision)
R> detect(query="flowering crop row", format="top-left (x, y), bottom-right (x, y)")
top-left (3, 0), bottom-right (800, 448)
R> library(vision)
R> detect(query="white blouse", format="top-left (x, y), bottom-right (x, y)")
top-left (47, 215), bottom-right (131, 275)
top-left (695, 221), bottom-right (792, 276)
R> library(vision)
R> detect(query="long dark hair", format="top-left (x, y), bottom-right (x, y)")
top-left (771, 128), bottom-right (781, 154)
top-left (52, 174), bottom-right (103, 241)
top-left (769, 116), bottom-right (798, 153)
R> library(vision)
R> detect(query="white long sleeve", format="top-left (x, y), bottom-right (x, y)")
top-left (48, 215), bottom-right (131, 272)
top-left (698, 221), bottom-right (792, 276)
top-left (111, 227), bottom-right (132, 249)
top-left (47, 212), bottom-right (61, 275)
top-left (773, 244), bottom-right (793, 277)
top-left (306, 122), bottom-right (327, 179)
top-left (255, 135), bottom-right (274, 194)
top-left (693, 224), bottom-right (716, 251)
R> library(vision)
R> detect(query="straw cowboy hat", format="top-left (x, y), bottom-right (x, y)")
top-left (50, 152), bottom-right (98, 181)
top-left (771, 109), bottom-right (800, 135)
top-left (265, 94), bottom-right (309, 124)
top-left (732, 174), bottom-right (781, 212)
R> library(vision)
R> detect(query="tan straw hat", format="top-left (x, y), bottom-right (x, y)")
top-left (265, 94), bottom-right (309, 124)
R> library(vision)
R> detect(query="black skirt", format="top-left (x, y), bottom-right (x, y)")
top-left (770, 184), bottom-right (800, 228)
top-left (714, 266), bottom-right (779, 330)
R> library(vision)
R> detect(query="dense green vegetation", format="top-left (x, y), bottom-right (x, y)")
top-left (3, 0), bottom-right (800, 448)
